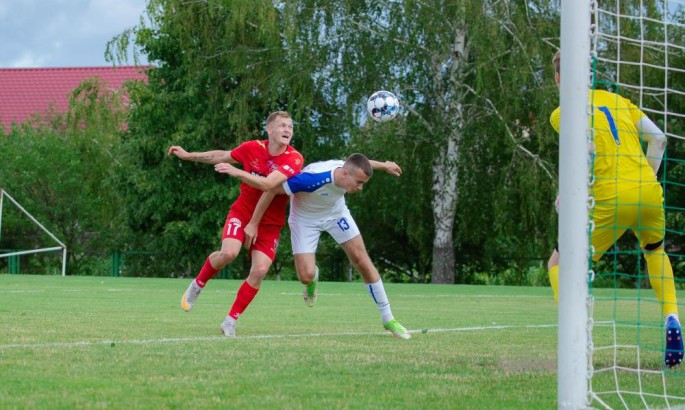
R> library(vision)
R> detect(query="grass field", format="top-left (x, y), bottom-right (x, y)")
top-left (0, 275), bottom-right (683, 409)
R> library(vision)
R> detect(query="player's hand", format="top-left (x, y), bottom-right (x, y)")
top-left (384, 161), bottom-right (402, 176)
top-left (214, 162), bottom-right (240, 176)
top-left (243, 222), bottom-right (258, 249)
top-left (168, 146), bottom-right (189, 159)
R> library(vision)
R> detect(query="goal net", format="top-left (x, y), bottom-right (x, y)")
top-left (581, 1), bottom-right (685, 408)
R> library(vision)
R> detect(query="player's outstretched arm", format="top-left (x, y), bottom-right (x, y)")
top-left (167, 145), bottom-right (234, 164)
top-left (214, 163), bottom-right (289, 191)
top-left (637, 116), bottom-right (667, 175)
top-left (369, 160), bottom-right (402, 176)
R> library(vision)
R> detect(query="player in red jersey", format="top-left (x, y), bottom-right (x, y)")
top-left (167, 111), bottom-right (303, 337)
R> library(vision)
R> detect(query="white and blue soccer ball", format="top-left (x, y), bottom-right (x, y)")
top-left (366, 90), bottom-right (399, 123)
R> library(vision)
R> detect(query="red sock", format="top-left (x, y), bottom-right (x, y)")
top-left (228, 281), bottom-right (259, 320)
top-left (195, 258), bottom-right (219, 288)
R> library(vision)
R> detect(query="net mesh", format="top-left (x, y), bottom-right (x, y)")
top-left (589, 0), bottom-right (685, 408)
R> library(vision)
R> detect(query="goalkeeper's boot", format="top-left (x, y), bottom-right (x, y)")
top-left (181, 279), bottom-right (202, 312)
top-left (220, 316), bottom-right (236, 338)
top-left (664, 315), bottom-right (683, 367)
top-left (303, 266), bottom-right (319, 308)
top-left (383, 319), bottom-right (411, 340)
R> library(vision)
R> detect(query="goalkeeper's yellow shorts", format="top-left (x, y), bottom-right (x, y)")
top-left (591, 182), bottom-right (665, 261)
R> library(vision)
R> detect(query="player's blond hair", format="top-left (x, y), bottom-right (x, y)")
top-left (553, 51), bottom-right (561, 75)
top-left (266, 111), bottom-right (292, 127)
top-left (344, 153), bottom-right (373, 177)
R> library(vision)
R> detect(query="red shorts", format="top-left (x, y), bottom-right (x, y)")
top-left (222, 211), bottom-right (282, 261)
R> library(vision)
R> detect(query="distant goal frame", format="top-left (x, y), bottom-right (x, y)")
top-left (0, 189), bottom-right (67, 276)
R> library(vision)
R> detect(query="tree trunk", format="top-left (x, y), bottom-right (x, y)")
top-left (430, 134), bottom-right (459, 284)
top-left (429, 24), bottom-right (466, 284)
top-left (431, 239), bottom-right (456, 284)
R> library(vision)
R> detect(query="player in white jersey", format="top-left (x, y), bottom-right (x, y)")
top-left (284, 159), bottom-right (363, 252)
top-left (214, 153), bottom-right (412, 339)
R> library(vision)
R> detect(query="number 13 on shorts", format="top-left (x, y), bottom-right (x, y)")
top-left (337, 217), bottom-right (350, 231)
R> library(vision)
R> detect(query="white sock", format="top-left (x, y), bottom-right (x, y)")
top-left (367, 279), bottom-right (394, 323)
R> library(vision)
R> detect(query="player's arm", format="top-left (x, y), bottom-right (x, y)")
top-left (214, 163), bottom-right (289, 191)
top-left (243, 191), bottom-right (277, 249)
top-left (282, 171), bottom-right (334, 194)
top-left (167, 146), bottom-right (235, 164)
top-left (636, 116), bottom-right (667, 174)
top-left (368, 160), bottom-right (402, 176)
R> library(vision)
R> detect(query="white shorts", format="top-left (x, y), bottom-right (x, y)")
top-left (289, 209), bottom-right (360, 254)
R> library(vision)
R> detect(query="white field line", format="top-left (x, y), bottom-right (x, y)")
top-left (0, 323), bottom-right (557, 350)
top-left (6, 290), bottom-right (44, 293)
top-left (276, 292), bottom-right (548, 298)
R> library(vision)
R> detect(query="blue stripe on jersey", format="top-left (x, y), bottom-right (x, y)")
top-left (286, 170), bottom-right (333, 193)
top-left (598, 106), bottom-right (621, 145)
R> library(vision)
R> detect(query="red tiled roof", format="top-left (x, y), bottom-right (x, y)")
top-left (0, 66), bottom-right (148, 133)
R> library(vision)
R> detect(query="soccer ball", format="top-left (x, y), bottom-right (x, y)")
top-left (366, 90), bottom-right (399, 123)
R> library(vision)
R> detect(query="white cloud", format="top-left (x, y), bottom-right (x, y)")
top-left (0, 0), bottom-right (148, 68)
top-left (9, 52), bottom-right (47, 68)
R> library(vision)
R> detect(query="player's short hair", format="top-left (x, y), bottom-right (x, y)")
top-left (344, 153), bottom-right (373, 177)
top-left (266, 111), bottom-right (292, 127)
top-left (553, 51), bottom-right (561, 75)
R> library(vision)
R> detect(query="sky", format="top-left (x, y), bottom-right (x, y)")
top-left (0, 0), bottom-right (149, 68)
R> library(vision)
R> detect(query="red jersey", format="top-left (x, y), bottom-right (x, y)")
top-left (228, 140), bottom-right (303, 226)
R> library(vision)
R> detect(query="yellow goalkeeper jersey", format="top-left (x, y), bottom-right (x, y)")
top-left (550, 89), bottom-right (657, 201)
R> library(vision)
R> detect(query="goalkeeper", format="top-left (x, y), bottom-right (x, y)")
top-left (547, 51), bottom-right (682, 367)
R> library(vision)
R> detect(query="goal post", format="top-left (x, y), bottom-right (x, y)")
top-left (558, 1), bottom-right (592, 408)
top-left (0, 189), bottom-right (67, 276)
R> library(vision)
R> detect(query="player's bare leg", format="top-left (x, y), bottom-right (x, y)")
top-left (209, 238), bottom-right (243, 272)
top-left (221, 250), bottom-right (273, 337)
top-left (182, 238), bottom-right (242, 312)
top-left (294, 253), bottom-right (318, 307)
top-left (341, 235), bottom-right (410, 339)
top-left (245, 249), bottom-right (273, 289)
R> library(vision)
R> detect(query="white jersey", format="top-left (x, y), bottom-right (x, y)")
top-left (282, 160), bottom-right (348, 220)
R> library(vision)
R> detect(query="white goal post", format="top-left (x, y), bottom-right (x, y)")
top-left (0, 189), bottom-right (67, 276)
top-left (558, 0), bottom-right (592, 409)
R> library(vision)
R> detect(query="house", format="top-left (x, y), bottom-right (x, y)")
top-left (0, 66), bottom-right (148, 134)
